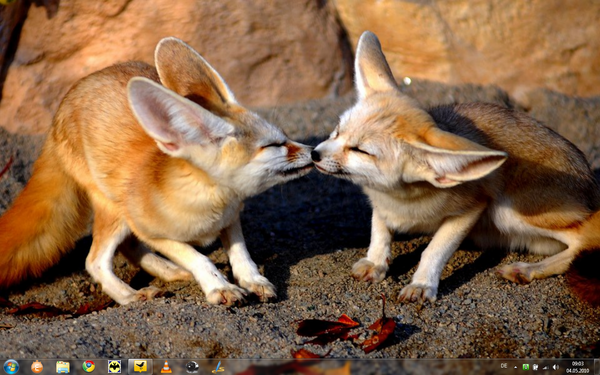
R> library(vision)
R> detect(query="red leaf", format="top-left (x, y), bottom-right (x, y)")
top-left (305, 331), bottom-right (351, 346)
top-left (7, 302), bottom-right (69, 317)
top-left (361, 317), bottom-right (395, 353)
top-left (0, 296), bottom-right (15, 308)
top-left (0, 156), bottom-right (13, 179)
top-left (73, 300), bottom-right (114, 316)
top-left (236, 361), bottom-right (321, 375)
top-left (291, 348), bottom-right (330, 358)
top-left (296, 313), bottom-right (359, 337)
top-left (360, 294), bottom-right (396, 353)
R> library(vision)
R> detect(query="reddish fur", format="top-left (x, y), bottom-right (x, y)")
top-left (0, 146), bottom-right (91, 288)
top-left (286, 143), bottom-right (301, 161)
top-left (567, 248), bottom-right (600, 307)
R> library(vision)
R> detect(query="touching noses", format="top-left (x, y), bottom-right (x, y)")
top-left (311, 150), bottom-right (321, 162)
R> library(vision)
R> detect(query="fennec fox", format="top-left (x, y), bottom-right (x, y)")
top-left (312, 31), bottom-right (600, 306)
top-left (0, 37), bottom-right (313, 305)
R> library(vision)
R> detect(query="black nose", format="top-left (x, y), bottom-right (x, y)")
top-left (311, 150), bottom-right (321, 162)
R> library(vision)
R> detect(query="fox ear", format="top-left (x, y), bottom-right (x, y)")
top-left (355, 31), bottom-right (399, 99)
top-left (409, 127), bottom-right (507, 188)
top-left (127, 77), bottom-right (234, 157)
top-left (154, 37), bottom-right (237, 111)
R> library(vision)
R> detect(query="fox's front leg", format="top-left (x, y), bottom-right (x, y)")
top-left (143, 238), bottom-right (246, 306)
top-left (397, 205), bottom-right (485, 304)
top-left (220, 215), bottom-right (276, 302)
top-left (352, 210), bottom-right (392, 282)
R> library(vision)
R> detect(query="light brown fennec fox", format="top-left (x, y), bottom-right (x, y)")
top-left (312, 31), bottom-right (600, 306)
top-left (0, 37), bottom-right (313, 305)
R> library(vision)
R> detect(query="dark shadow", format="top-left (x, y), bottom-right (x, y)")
top-left (387, 237), bottom-right (428, 279)
top-left (438, 248), bottom-right (507, 298)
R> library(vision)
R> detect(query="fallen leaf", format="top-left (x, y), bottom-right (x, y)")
top-left (0, 156), bottom-right (13, 179)
top-left (7, 302), bottom-right (69, 317)
top-left (0, 323), bottom-right (14, 329)
top-left (0, 296), bottom-right (15, 308)
top-left (296, 313), bottom-right (360, 346)
top-left (360, 294), bottom-right (396, 353)
top-left (291, 348), bottom-right (326, 358)
top-left (73, 300), bottom-right (115, 316)
top-left (322, 362), bottom-right (351, 375)
top-left (236, 361), bottom-right (348, 375)
top-left (297, 313), bottom-right (359, 336)
top-left (236, 361), bottom-right (321, 375)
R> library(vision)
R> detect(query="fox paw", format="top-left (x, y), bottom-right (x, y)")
top-left (117, 286), bottom-right (161, 305)
top-left (238, 276), bottom-right (277, 302)
top-left (352, 258), bottom-right (387, 282)
top-left (396, 283), bottom-right (437, 304)
top-left (206, 285), bottom-right (247, 306)
top-left (496, 263), bottom-right (534, 284)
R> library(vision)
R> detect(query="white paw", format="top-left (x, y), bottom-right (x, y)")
top-left (238, 275), bottom-right (277, 302)
top-left (351, 258), bottom-right (388, 282)
top-left (496, 262), bottom-right (534, 284)
top-left (117, 286), bottom-right (161, 305)
top-left (396, 283), bottom-right (437, 304)
top-left (205, 284), bottom-right (247, 306)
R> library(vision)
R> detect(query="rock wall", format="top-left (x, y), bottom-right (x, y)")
top-left (0, 0), bottom-right (352, 134)
top-left (334, 0), bottom-right (600, 99)
top-left (1, 0), bottom-right (599, 134)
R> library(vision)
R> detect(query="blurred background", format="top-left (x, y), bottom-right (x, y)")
top-left (0, 0), bottom-right (598, 134)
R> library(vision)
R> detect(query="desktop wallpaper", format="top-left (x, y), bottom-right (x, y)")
top-left (0, 0), bottom-right (599, 373)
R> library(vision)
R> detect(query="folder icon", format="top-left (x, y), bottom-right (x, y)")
top-left (134, 361), bottom-right (147, 373)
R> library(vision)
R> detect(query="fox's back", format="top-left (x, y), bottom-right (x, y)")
top-left (49, 62), bottom-right (160, 200)
top-left (429, 103), bottom-right (600, 227)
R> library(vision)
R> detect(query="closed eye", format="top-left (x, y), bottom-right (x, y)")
top-left (262, 142), bottom-right (286, 149)
top-left (349, 146), bottom-right (371, 156)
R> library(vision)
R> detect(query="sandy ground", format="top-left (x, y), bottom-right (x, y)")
top-left (0, 80), bottom-right (599, 370)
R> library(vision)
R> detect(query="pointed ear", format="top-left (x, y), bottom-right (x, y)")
top-left (354, 31), bottom-right (399, 99)
top-left (409, 127), bottom-right (507, 188)
top-left (127, 77), bottom-right (234, 156)
top-left (154, 37), bottom-right (237, 111)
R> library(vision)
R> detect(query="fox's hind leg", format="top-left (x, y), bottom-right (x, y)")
top-left (497, 243), bottom-right (579, 283)
top-left (220, 216), bottom-right (277, 302)
top-left (120, 238), bottom-right (193, 282)
top-left (86, 204), bottom-right (159, 304)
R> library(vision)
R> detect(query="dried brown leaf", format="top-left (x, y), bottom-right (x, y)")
top-left (7, 302), bottom-right (69, 317)
top-left (73, 300), bottom-right (114, 316)
top-left (360, 294), bottom-right (396, 353)
top-left (296, 313), bottom-right (359, 337)
top-left (0, 156), bottom-right (13, 179)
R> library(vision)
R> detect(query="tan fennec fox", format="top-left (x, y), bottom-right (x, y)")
top-left (0, 37), bottom-right (313, 306)
top-left (312, 31), bottom-right (600, 306)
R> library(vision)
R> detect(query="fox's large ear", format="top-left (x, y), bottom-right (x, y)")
top-left (127, 77), bottom-right (234, 157)
top-left (154, 37), bottom-right (237, 111)
top-left (355, 31), bottom-right (399, 99)
top-left (408, 127), bottom-right (507, 188)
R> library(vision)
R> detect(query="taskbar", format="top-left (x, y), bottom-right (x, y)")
top-left (2, 358), bottom-right (599, 375)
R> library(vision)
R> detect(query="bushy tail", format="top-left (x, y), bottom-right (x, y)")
top-left (567, 211), bottom-right (600, 307)
top-left (0, 147), bottom-right (91, 288)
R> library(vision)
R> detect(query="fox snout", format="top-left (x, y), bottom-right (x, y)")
top-left (310, 150), bottom-right (321, 162)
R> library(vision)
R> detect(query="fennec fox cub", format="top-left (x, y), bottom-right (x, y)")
top-left (0, 37), bottom-right (313, 305)
top-left (312, 31), bottom-right (600, 306)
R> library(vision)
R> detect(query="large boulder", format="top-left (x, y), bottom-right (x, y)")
top-left (334, 0), bottom-right (600, 99)
top-left (0, 0), bottom-right (352, 134)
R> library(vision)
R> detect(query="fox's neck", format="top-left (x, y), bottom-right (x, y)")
top-left (150, 152), bottom-right (239, 212)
